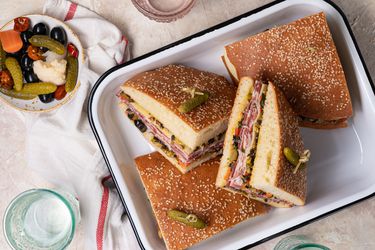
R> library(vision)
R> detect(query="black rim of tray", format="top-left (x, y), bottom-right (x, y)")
top-left (87, 0), bottom-right (375, 249)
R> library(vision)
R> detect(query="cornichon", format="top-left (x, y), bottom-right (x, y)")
top-left (178, 92), bottom-right (209, 113)
top-left (29, 35), bottom-right (66, 55)
top-left (65, 55), bottom-right (78, 93)
top-left (0, 88), bottom-right (36, 100)
top-left (20, 82), bottom-right (57, 95)
top-left (5, 57), bottom-right (23, 91)
top-left (167, 210), bottom-right (206, 229)
top-left (0, 41), bottom-right (6, 70)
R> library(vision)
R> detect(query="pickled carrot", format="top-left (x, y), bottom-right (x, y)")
top-left (0, 30), bottom-right (23, 53)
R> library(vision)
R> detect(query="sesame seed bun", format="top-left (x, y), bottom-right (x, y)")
top-left (223, 12), bottom-right (353, 129)
top-left (134, 153), bottom-right (269, 250)
top-left (122, 65), bottom-right (236, 149)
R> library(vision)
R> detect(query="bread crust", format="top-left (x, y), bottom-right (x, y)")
top-left (299, 119), bottom-right (348, 129)
top-left (224, 12), bottom-right (352, 122)
top-left (134, 153), bottom-right (269, 250)
top-left (221, 56), bottom-right (239, 84)
top-left (270, 83), bottom-right (307, 204)
top-left (123, 64), bottom-right (236, 132)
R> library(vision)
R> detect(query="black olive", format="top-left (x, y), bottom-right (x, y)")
top-left (50, 27), bottom-right (67, 45)
top-left (33, 23), bottom-right (49, 35)
top-left (18, 46), bottom-right (29, 63)
top-left (9, 48), bottom-right (25, 62)
top-left (126, 108), bottom-right (135, 120)
top-left (134, 120), bottom-right (147, 133)
top-left (20, 45), bottom-right (28, 54)
top-left (24, 70), bottom-right (39, 83)
top-left (38, 93), bottom-right (54, 103)
top-left (20, 30), bottom-right (33, 45)
top-left (20, 55), bottom-right (33, 70)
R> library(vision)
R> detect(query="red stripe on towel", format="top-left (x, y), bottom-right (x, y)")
top-left (64, 3), bottom-right (78, 21)
top-left (102, 175), bottom-right (112, 183)
top-left (120, 35), bottom-right (128, 64)
top-left (122, 35), bottom-right (129, 45)
top-left (96, 175), bottom-right (112, 250)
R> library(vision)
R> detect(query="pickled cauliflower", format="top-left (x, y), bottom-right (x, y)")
top-left (33, 59), bottom-right (67, 86)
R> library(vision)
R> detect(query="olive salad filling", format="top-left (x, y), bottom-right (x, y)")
top-left (225, 81), bottom-right (292, 206)
top-left (118, 92), bottom-right (224, 168)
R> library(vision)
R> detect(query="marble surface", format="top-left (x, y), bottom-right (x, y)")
top-left (1, 0), bottom-right (375, 249)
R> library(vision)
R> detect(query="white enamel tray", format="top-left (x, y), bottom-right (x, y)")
top-left (88, 0), bottom-right (375, 249)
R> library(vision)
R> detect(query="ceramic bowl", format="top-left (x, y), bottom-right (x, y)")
top-left (0, 14), bottom-right (84, 112)
top-left (131, 0), bottom-right (196, 23)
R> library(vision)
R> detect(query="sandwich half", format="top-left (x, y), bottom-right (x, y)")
top-left (223, 12), bottom-right (352, 129)
top-left (216, 77), bottom-right (308, 208)
top-left (118, 65), bottom-right (236, 173)
top-left (135, 152), bottom-right (268, 250)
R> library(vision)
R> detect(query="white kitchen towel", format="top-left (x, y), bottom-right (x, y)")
top-left (23, 0), bottom-right (138, 249)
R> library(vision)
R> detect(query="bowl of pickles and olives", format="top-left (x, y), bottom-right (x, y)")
top-left (0, 15), bottom-right (83, 112)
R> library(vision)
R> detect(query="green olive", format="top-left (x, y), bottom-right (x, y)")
top-left (284, 147), bottom-right (307, 173)
top-left (167, 209), bottom-right (206, 229)
top-left (178, 92), bottom-right (209, 113)
top-left (283, 147), bottom-right (300, 166)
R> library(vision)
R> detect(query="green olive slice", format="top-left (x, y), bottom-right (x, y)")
top-left (167, 209), bottom-right (206, 229)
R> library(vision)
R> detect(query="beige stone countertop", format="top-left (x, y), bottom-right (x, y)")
top-left (1, 0), bottom-right (375, 249)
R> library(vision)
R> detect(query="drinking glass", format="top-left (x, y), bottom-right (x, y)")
top-left (274, 235), bottom-right (331, 250)
top-left (3, 189), bottom-right (80, 250)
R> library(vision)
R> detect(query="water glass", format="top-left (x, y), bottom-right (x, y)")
top-left (3, 189), bottom-right (80, 250)
top-left (274, 235), bottom-right (331, 250)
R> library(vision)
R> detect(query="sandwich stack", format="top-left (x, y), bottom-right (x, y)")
top-left (216, 77), bottom-right (308, 207)
top-left (223, 12), bottom-right (353, 129)
top-left (118, 65), bottom-right (236, 173)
